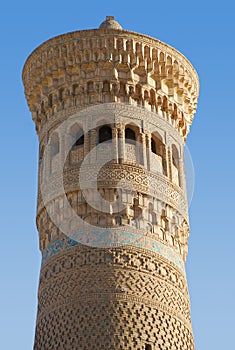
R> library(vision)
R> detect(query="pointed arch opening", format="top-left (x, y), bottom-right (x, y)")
top-left (98, 125), bottom-right (112, 144)
top-left (125, 127), bottom-right (136, 144)
top-left (69, 124), bottom-right (84, 165)
top-left (150, 132), bottom-right (167, 175)
top-left (69, 124), bottom-right (84, 148)
top-left (124, 126), bottom-right (140, 164)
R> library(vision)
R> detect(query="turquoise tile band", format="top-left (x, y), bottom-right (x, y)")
top-left (42, 231), bottom-right (185, 272)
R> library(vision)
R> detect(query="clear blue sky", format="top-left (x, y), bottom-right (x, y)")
top-left (0, 1), bottom-right (234, 349)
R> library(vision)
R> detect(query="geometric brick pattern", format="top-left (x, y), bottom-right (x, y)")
top-left (34, 245), bottom-right (194, 349)
top-left (34, 299), bottom-right (195, 350)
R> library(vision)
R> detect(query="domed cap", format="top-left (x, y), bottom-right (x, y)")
top-left (99, 16), bottom-right (123, 30)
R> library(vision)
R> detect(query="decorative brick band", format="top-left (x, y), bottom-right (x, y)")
top-left (41, 233), bottom-right (185, 271)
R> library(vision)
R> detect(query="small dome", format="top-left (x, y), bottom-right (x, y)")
top-left (99, 16), bottom-right (122, 30)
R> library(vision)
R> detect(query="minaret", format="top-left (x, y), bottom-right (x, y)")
top-left (23, 16), bottom-right (199, 350)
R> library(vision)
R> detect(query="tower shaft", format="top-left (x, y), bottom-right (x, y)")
top-left (23, 17), bottom-right (199, 350)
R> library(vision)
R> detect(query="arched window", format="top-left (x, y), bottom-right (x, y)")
top-left (162, 95), bottom-right (168, 111)
top-left (151, 138), bottom-right (157, 154)
top-left (151, 133), bottom-right (164, 156)
top-left (151, 133), bottom-right (167, 176)
top-left (98, 125), bottom-right (112, 143)
top-left (125, 128), bottom-right (136, 144)
top-left (68, 125), bottom-right (84, 166)
top-left (74, 134), bottom-right (84, 148)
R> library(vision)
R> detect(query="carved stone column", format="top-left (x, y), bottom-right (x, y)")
top-left (84, 130), bottom-right (90, 158)
top-left (140, 132), bottom-right (147, 168)
top-left (60, 133), bottom-right (66, 170)
top-left (90, 128), bottom-right (97, 163)
top-left (145, 132), bottom-right (151, 171)
top-left (112, 126), bottom-right (118, 163)
top-left (167, 146), bottom-right (172, 181)
top-left (117, 125), bottom-right (125, 163)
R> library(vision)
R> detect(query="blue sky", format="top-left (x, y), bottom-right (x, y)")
top-left (0, 1), bottom-right (235, 349)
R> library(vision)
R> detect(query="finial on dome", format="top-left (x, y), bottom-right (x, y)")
top-left (99, 16), bottom-right (123, 30)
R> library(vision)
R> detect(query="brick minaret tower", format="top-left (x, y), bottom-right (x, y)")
top-left (23, 16), bottom-right (199, 350)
